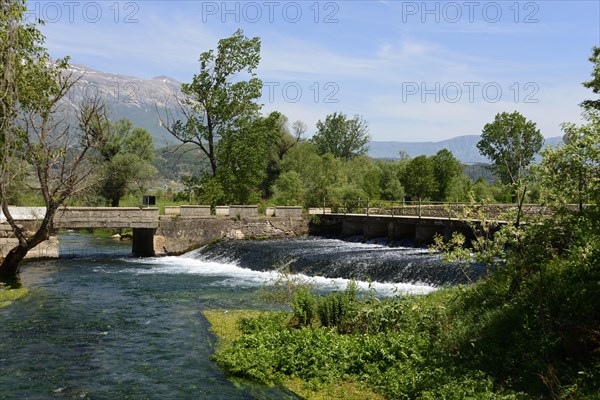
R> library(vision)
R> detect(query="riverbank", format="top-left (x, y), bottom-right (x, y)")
top-left (203, 309), bottom-right (385, 400)
top-left (0, 286), bottom-right (28, 308)
top-left (204, 258), bottom-right (600, 399)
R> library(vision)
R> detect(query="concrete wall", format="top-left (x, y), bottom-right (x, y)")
top-left (215, 206), bottom-right (230, 216)
top-left (0, 237), bottom-right (59, 259)
top-left (308, 208), bottom-right (331, 215)
top-left (315, 214), bottom-right (487, 246)
top-left (180, 206), bottom-right (211, 217)
top-left (55, 207), bottom-right (159, 229)
top-left (229, 205), bottom-right (258, 218)
top-left (154, 216), bottom-right (309, 255)
top-left (164, 206), bottom-right (181, 216)
top-left (275, 207), bottom-right (303, 217)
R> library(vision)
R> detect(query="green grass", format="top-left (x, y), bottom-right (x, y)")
top-left (206, 225), bottom-right (600, 400)
top-left (117, 194), bottom-right (189, 215)
top-left (203, 309), bottom-right (386, 400)
top-left (0, 287), bottom-right (29, 308)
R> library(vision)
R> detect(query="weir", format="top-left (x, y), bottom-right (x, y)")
top-left (311, 213), bottom-right (492, 245)
top-left (1, 205), bottom-right (501, 260)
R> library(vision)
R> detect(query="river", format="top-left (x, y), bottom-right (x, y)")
top-left (0, 232), bottom-right (468, 399)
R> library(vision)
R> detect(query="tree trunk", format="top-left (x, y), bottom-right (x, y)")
top-left (111, 196), bottom-right (120, 207)
top-left (0, 244), bottom-right (29, 278)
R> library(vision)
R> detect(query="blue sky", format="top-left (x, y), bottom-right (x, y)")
top-left (29, 0), bottom-right (600, 141)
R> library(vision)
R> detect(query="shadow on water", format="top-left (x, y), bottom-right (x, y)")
top-left (0, 274), bottom-right (22, 289)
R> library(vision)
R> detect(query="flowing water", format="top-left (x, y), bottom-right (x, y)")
top-left (0, 233), bottom-right (472, 399)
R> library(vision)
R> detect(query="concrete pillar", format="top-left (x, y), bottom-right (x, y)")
top-left (363, 218), bottom-right (388, 239)
top-left (387, 221), bottom-right (415, 241)
top-left (132, 228), bottom-right (156, 256)
top-left (415, 223), bottom-right (445, 246)
top-left (341, 218), bottom-right (364, 237)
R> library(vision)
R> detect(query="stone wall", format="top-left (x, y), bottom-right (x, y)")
top-left (153, 216), bottom-right (309, 255)
top-left (0, 221), bottom-right (59, 260)
top-left (0, 237), bottom-right (59, 259)
top-left (274, 207), bottom-right (302, 217)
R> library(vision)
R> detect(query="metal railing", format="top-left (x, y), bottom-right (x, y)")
top-left (321, 199), bottom-right (557, 221)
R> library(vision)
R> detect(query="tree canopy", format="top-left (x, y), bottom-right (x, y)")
top-left (91, 118), bottom-right (156, 207)
top-left (477, 111), bottom-right (543, 187)
top-left (163, 29), bottom-right (262, 177)
top-left (582, 46), bottom-right (600, 113)
top-left (311, 112), bottom-right (370, 161)
top-left (0, 0), bottom-right (104, 276)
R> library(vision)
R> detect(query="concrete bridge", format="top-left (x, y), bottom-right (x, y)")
top-left (1, 204), bottom-right (508, 260)
top-left (311, 212), bottom-right (503, 245)
top-left (1, 207), bottom-right (160, 257)
top-left (54, 207), bottom-right (159, 255)
top-left (0, 206), bottom-right (308, 259)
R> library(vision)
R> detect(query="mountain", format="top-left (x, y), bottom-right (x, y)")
top-left (62, 65), bottom-right (564, 165)
top-left (62, 64), bottom-right (181, 147)
top-left (368, 135), bottom-right (564, 163)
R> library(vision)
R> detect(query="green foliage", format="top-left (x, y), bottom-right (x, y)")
top-left (197, 175), bottom-right (225, 207)
top-left (93, 119), bottom-right (157, 206)
top-left (401, 155), bottom-right (435, 200)
top-left (290, 288), bottom-right (317, 327)
top-left (272, 171), bottom-right (304, 206)
top-left (431, 149), bottom-right (463, 201)
top-left (212, 203), bottom-right (600, 399)
top-left (537, 116), bottom-right (600, 210)
top-left (582, 46), bottom-right (600, 113)
top-left (311, 112), bottom-right (370, 161)
top-left (316, 285), bottom-right (356, 332)
top-left (477, 111), bottom-right (543, 188)
top-left (377, 160), bottom-right (405, 200)
top-left (216, 112), bottom-right (282, 204)
top-left (166, 29), bottom-right (262, 177)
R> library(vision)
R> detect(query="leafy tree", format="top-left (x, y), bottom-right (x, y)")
top-left (477, 111), bottom-right (542, 225)
top-left (0, 0), bottom-right (104, 277)
top-left (581, 46), bottom-right (600, 113)
top-left (93, 119), bottom-right (156, 207)
top-left (216, 112), bottom-right (282, 205)
top-left (272, 171), bottom-right (305, 206)
top-left (402, 155), bottom-right (436, 201)
top-left (344, 156), bottom-right (381, 200)
top-left (277, 142), bottom-right (346, 207)
top-left (162, 29), bottom-right (262, 177)
top-left (311, 112), bottom-right (370, 160)
top-left (431, 149), bottom-right (463, 201)
top-left (538, 117), bottom-right (600, 211)
top-left (377, 160), bottom-right (405, 200)
top-left (261, 115), bottom-right (305, 197)
top-left (478, 111), bottom-right (543, 188)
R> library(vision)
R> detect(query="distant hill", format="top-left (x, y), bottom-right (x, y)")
top-left (369, 135), bottom-right (563, 163)
top-left (62, 65), bottom-right (564, 166)
top-left (62, 64), bottom-right (181, 147)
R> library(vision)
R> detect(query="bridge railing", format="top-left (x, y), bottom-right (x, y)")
top-left (322, 200), bottom-right (556, 220)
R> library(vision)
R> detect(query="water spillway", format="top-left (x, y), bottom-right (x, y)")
top-left (187, 236), bottom-right (482, 288)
